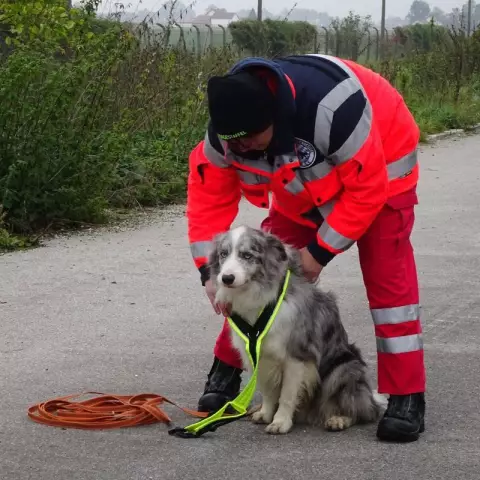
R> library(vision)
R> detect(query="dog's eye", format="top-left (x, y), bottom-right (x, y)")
top-left (219, 250), bottom-right (228, 259)
top-left (240, 252), bottom-right (253, 260)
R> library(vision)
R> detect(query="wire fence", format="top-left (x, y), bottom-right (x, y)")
top-left (138, 23), bottom-right (235, 52)
top-left (137, 23), bottom-right (421, 62)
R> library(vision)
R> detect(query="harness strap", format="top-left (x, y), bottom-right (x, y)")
top-left (229, 299), bottom-right (276, 366)
top-left (169, 270), bottom-right (291, 438)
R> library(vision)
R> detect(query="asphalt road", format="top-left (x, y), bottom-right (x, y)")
top-left (2, 134), bottom-right (480, 480)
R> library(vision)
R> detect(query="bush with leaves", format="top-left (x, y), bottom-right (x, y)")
top-left (369, 23), bottom-right (480, 136)
top-left (0, 1), bottom-right (237, 244)
top-left (0, 0), bottom-right (104, 53)
top-left (392, 21), bottom-right (451, 55)
top-left (229, 19), bottom-right (316, 57)
top-left (329, 11), bottom-right (373, 61)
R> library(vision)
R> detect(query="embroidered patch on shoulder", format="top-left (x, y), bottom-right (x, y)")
top-left (295, 138), bottom-right (317, 169)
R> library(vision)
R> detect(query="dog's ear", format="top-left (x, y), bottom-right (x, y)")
top-left (206, 233), bottom-right (223, 278)
top-left (265, 233), bottom-right (288, 263)
top-left (284, 244), bottom-right (304, 276)
top-left (207, 231), bottom-right (230, 275)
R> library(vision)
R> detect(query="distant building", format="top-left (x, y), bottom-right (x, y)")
top-left (190, 14), bottom-right (212, 25)
top-left (209, 9), bottom-right (239, 26)
top-left (184, 7), bottom-right (239, 27)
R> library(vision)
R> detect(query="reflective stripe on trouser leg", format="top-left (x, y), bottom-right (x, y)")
top-left (357, 189), bottom-right (426, 395)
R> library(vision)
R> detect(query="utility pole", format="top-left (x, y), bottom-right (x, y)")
top-left (380, 0), bottom-right (386, 59)
top-left (467, 0), bottom-right (472, 36)
top-left (257, 0), bottom-right (262, 21)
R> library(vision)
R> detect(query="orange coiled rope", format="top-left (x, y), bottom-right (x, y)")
top-left (27, 392), bottom-right (209, 430)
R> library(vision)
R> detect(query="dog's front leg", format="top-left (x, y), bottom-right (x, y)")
top-left (265, 358), bottom-right (305, 435)
top-left (252, 357), bottom-right (281, 425)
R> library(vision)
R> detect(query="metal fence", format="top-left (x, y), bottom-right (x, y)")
top-left (138, 24), bottom-right (234, 53)
top-left (137, 23), bottom-right (403, 62)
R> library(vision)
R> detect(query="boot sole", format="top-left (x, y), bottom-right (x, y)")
top-left (377, 419), bottom-right (425, 443)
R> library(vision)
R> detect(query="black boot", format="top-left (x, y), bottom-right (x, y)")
top-left (376, 393), bottom-right (425, 442)
top-left (197, 356), bottom-right (242, 414)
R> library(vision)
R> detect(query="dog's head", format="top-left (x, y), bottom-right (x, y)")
top-left (208, 226), bottom-right (294, 292)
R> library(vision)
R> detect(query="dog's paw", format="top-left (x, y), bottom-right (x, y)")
top-left (373, 391), bottom-right (389, 410)
top-left (265, 416), bottom-right (293, 435)
top-left (324, 415), bottom-right (353, 432)
top-left (251, 410), bottom-right (274, 425)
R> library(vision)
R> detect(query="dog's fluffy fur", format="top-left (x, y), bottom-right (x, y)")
top-left (208, 225), bottom-right (386, 435)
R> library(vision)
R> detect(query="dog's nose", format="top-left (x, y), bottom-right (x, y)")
top-left (222, 274), bottom-right (235, 286)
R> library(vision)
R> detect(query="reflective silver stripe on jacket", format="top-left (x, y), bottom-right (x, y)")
top-left (308, 54), bottom-right (365, 80)
top-left (318, 199), bottom-right (336, 219)
top-left (376, 334), bottom-right (424, 354)
top-left (237, 170), bottom-right (270, 185)
top-left (284, 177), bottom-right (305, 194)
top-left (387, 150), bottom-right (418, 180)
top-left (190, 241), bottom-right (213, 258)
top-left (298, 161), bottom-right (333, 182)
top-left (284, 159), bottom-right (333, 196)
top-left (330, 104), bottom-right (372, 165)
top-left (273, 153), bottom-right (298, 169)
top-left (310, 54), bottom-right (373, 166)
top-left (318, 221), bottom-right (355, 251)
top-left (371, 304), bottom-right (420, 326)
top-left (203, 131), bottom-right (229, 168)
top-left (233, 156), bottom-right (273, 176)
top-left (300, 199), bottom-right (336, 225)
top-left (318, 78), bottom-right (361, 112)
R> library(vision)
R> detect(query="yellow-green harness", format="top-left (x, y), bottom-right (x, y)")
top-left (168, 269), bottom-right (291, 438)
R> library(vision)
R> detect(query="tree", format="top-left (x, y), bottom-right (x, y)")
top-left (407, 0), bottom-right (431, 24)
top-left (229, 19), bottom-right (316, 56)
top-left (385, 16), bottom-right (408, 28)
top-left (0, 0), bottom-right (95, 49)
top-left (431, 7), bottom-right (447, 25)
top-left (330, 11), bottom-right (372, 60)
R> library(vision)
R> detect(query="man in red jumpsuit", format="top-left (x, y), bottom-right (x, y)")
top-left (185, 54), bottom-right (426, 442)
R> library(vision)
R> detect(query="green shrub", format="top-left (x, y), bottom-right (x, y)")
top-left (229, 19), bottom-right (317, 56)
top-left (392, 21), bottom-right (451, 54)
top-left (0, 32), bottom-right (130, 232)
top-left (0, 208), bottom-right (37, 251)
top-left (329, 11), bottom-right (373, 61)
top-left (369, 24), bottom-right (480, 134)
top-left (0, 5), bottom-right (236, 237)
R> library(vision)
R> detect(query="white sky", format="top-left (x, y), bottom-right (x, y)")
top-left (96, 0), bottom-right (469, 21)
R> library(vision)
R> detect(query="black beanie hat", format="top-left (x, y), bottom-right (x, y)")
top-left (207, 71), bottom-right (275, 140)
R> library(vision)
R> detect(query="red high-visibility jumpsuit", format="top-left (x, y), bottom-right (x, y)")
top-left (186, 54), bottom-right (426, 395)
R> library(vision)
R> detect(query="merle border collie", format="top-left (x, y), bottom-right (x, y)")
top-left (208, 225), bottom-right (386, 434)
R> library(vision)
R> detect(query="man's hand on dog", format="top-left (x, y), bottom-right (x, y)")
top-left (205, 279), bottom-right (232, 317)
top-left (299, 247), bottom-right (323, 283)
